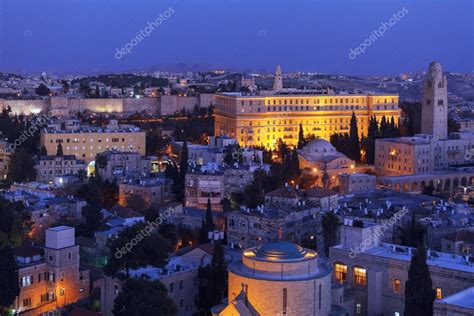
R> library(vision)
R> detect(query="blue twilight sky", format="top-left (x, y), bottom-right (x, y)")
top-left (0, 0), bottom-right (472, 76)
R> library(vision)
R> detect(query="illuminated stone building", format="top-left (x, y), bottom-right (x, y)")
top-left (13, 226), bottom-right (90, 315)
top-left (212, 241), bottom-right (351, 315)
top-left (214, 68), bottom-right (400, 149)
top-left (375, 62), bottom-right (474, 177)
top-left (329, 221), bottom-right (474, 316)
top-left (35, 155), bottom-right (86, 184)
top-left (40, 120), bottom-right (146, 164)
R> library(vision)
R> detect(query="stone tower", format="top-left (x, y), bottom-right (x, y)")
top-left (273, 65), bottom-right (283, 91)
top-left (421, 61), bottom-right (448, 139)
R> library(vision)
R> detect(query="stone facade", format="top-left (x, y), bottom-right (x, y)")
top-left (35, 155), bottom-right (86, 184)
top-left (185, 165), bottom-right (254, 210)
top-left (96, 150), bottom-right (151, 182)
top-left (227, 205), bottom-right (322, 249)
top-left (214, 91), bottom-right (400, 149)
top-left (213, 241), bottom-right (347, 316)
top-left (422, 61), bottom-right (448, 139)
top-left (118, 177), bottom-right (172, 209)
top-left (13, 226), bottom-right (90, 315)
top-left (329, 222), bottom-right (474, 316)
top-left (40, 120), bottom-right (146, 164)
top-left (339, 173), bottom-right (376, 194)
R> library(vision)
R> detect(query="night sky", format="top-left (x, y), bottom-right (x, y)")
top-left (0, 0), bottom-right (472, 75)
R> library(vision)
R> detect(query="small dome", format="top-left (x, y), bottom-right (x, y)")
top-left (252, 241), bottom-right (308, 260)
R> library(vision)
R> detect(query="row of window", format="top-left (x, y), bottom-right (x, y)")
top-left (53, 137), bottom-right (129, 144)
top-left (334, 263), bottom-right (443, 299)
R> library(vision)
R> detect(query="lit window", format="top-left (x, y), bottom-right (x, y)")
top-left (395, 312), bottom-right (400, 316)
top-left (334, 263), bottom-right (347, 284)
top-left (393, 279), bottom-right (401, 293)
top-left (356, 303), bottom-right (362, 314)
top-left (436, 287), bottom-right (442, 300)
top-left (353, 267), bottom-right (367, 286)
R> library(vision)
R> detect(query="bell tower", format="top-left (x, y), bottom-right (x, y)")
top-left (421, 61), bottom-right (448, 139)
top-left (272, 65), bottom-right (283, 92)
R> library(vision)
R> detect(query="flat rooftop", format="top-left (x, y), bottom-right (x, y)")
top-left (334, 242), bottom-right (474, 273)
top-left (437, 286), bottom-right (474, 309)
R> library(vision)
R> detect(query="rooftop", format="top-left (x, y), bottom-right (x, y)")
top-left (251, 241), bottom-right (309, 261)
top-left (437, 286), bottom-right (474, 309)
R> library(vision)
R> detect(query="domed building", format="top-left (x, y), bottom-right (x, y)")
top-left (297, 139), bottom-right (359, 188)
top-left (213, 241), bottom-right (349, 316)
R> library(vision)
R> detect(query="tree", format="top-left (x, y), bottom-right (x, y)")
top-left (0, 199), bottom-right (31, 247)
top-left (7, 149), bottom-right (37, 183)
top-left (349, 112), bottom-right (361, 162)
top-left (404, 244), bottom-right (435, 316)
top-left (56, 143), bottom-right (63, 156)
top-left (77, 179), bottom-right (104, 237)
top-left (211, 241), bottom-right (227, 303)
top-left (321, 211), bottom-right (339, 257)
top-left (0, 246), bottom-right (20, 313)
top-left (200, 199), bottom-right (215, 244)
top-left (297, 123), bottom-right (305, 149)
top-left (105, 222), bottom-right (171, 277)
top-left (398, 212), bottom-right (425, 247)
top-left (221, 198), bottom-right (232, 213)
top-left (35, 83), bottom-right (50, 96)
top-left (39, 145), bottom-right (47, 156)
top-left (196, 265), bottom-right (215, 314)
top-left (113, 278), bottom-right (177, 316)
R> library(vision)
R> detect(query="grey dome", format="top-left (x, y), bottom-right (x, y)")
top-left (252, 241), bottom-right (308, 260)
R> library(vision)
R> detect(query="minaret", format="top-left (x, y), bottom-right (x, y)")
top-left (272, 65), bottom-right (283, 91)
top-left (421, 61), bottom-right (448, 139)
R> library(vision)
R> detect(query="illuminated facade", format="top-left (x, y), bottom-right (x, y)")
top-left (212, 241), bottom-right (351, 316)
top-left (40, 120), bottom-right (146, 164)
top-left (214, 92), bottom-right (400, 149)
top-left (329, 221), bottom-right (474, 316)
top-left (13, 226), bottom-right (90, 315)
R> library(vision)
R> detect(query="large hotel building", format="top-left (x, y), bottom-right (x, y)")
top-left (214, 67), bottom-right (400, 149)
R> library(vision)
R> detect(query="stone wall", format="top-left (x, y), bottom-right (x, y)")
top-left (0, 99), bottom-right (49, 115)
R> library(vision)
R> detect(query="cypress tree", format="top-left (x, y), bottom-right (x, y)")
top-left (297, 123), bottom-right (305, 149)
top-left (211, 241), bottom-right (227, 303)
top-left (349, 112), bottom-right (361, 162)
top-left (404, 244), bottom-right (435, 316)
top-left (0, 246), bottom-right (20, 312)
top-left (321, 211), bottom-right (339, 256)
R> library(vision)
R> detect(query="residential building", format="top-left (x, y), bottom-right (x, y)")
top-left (100, 245), bottom-right (213, 316)
top-left (339, 173), bottom-right (376, 194)
top-left (95, 150), bottom-right (151, 182)
top-left (118, 177), bottom-right (172, 209)
top-left (35, 155), bottom-right (86, 184)
top-left (441, 229), bottom-right (474, 256)
top-left (329, 221), bottom-right (474, 316)
top-left (185, 163), bottom-right (255, 210)
top-left (171, 136), bottom-right (264, 167)
top-left (264, 184), bottom-right (339, 211)
top-left (40, 120), bottom-right (146, 164)
top-left (13, 226), bottom-right (90, 315)
top-left (226, 204), bottom-right (322, 249)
